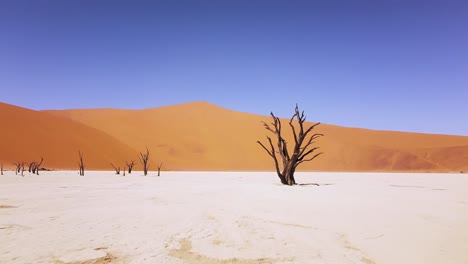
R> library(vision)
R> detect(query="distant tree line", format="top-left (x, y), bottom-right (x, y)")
top-left (78, 147), bottom-right (163, 177)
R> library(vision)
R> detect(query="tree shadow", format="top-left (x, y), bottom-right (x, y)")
top-left (298, 183), bottom-right (335, 187)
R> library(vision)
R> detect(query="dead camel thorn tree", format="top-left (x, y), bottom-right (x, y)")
top-left (257, 104), bottom-right (324, 186)
top-left (14, 162), bottom-right (25, 176)
top-left (157, 162), bottom-right (163, 176)
top-left (139, 147), bottom-right (150, 176)
top-left (110, 163), bottom-right (121, 175)
top-left (28, 157), bottom-right (44, 175)
top-left (126, 160), bottom-right (136, 174)
top-left (28, 161), bottom-right (35, 173)
top-left (14, 162), bottom-right (20, 175)
top-left (78, 151), bottom-right (85, 176)
top-left (33, 157), bottom-right (44, 175)
top-left (1, 161), bottom-right (3, 175)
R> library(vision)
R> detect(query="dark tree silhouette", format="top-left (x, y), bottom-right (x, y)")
top-left (29, 157), bottom-right (43, 175)
top-left (1, 161), bottom-right (3, 175)
top-left (14, 162), bottom-right (20, 175)
top-left (14, 162), bottom-right (25, 176)
top-left (157, 162), bottom-right (163, 176)
top-left (110, 163), bottom-right (121, 175)
top-left (33, 157), bottom-right (43, 175)
top-left (78, 151), bottom-right (85, 176)
top-left (28, 161), bottom-right (35, 173)
top-left (126, 160), bottom-right (136, 174)
top-left (139, 147), bottom-right (150, 176)
top-left (257, 104), bottom-right (324, 186)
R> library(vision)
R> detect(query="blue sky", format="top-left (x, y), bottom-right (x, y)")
top-left (1, 1), bottom-right (467, 135)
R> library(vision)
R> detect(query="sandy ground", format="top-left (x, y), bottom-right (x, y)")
top-left (0, 171), bottom-right (467, 264)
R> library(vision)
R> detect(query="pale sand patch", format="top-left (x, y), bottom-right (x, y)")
top-left (56, 249), bottom-right (115, 264)
top-left (0, 204), bottom-right (18, 208)
top-left (1, 171), bottom-right (467, 263)
top-left (169, 239), bottom-right (275, 264)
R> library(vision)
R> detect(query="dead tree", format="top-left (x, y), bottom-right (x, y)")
top-left (123, 165), bottom-right (126, 176)
top-left (28, 162), bottom-right (35, 173)
top-left (33, 158), bottom-right (43, 175)
top-left (139, 147), bottom-right (150, 176)
top-left (78, 151), bottom-right (85, 176)
top-left (257, 104), bottom-right (324, 186)
top-left (1, 161), bottom-right (3, 175)
top-left (157, 162), bottom-right (163, 176)
top-left (28, 157), bottom-right (44, 175)
top-left (14, 162), bottom-right (20, 175)
top-left (110, 163), bottom-right (121, 175)
top-left (14, 162), bottom-right (24, 176)
top-left (126, 160), bottom-right (136, 174)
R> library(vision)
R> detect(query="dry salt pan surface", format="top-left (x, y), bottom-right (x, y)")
top-left (1, 171), bottom-right (467, 264)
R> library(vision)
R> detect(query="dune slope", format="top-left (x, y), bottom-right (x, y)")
top-left (43, 101), bottom-right (468, 172)
top-left (0, 102), bottom-right (137, 170)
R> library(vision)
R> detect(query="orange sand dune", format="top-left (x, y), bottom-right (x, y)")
top-left (41, 101), bottom-right (468, 172)
top-left (0, 102), bottom-right (138, 170)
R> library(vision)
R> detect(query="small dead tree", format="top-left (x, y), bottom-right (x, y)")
top-left (29, 157), bottom-right (44, 175)
top-left (110, 163), bottom-right (121, 175)
top-left (1, 161), bottom-right (3, 175)
top-left (14, 162), bottom-right (24, 176)
top-left (157, 162), bottom-right (163, 176)
top-left (33, 158), bottom-right (43, 175)
top-left (123, 165), bottom-right (126, 176)
top-left (139, 147), bottom-right (150, 176)
top-left (78, 151), bottom-right (85, 176)
top-left (14, 162), bottom-right (19, 175)
top-left (257, 104), bottom-right (324, 186)
top-left (126, 160), bottom-right (136, 174)
top-left (28, 161), bottom-right (35, 173)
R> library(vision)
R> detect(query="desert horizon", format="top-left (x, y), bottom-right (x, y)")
top-left (1, 101), bottom-right (468, 173)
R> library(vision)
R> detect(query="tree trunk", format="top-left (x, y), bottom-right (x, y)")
top-left (276, 172), bottom-right (287, 185)
top-left (282, 160), bottom-right (297, 186)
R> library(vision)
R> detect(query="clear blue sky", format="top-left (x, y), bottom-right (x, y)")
top-left (1, 1), bottom-right (467, 135)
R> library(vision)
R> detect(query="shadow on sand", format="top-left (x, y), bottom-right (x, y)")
top-left (298, 183), bottom-right (335, 187)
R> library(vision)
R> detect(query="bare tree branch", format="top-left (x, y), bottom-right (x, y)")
top-left (110, 163), bottom-right (120, 175)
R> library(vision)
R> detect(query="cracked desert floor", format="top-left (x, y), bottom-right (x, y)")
top-left (1, 171), bottom-right (467, 264)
